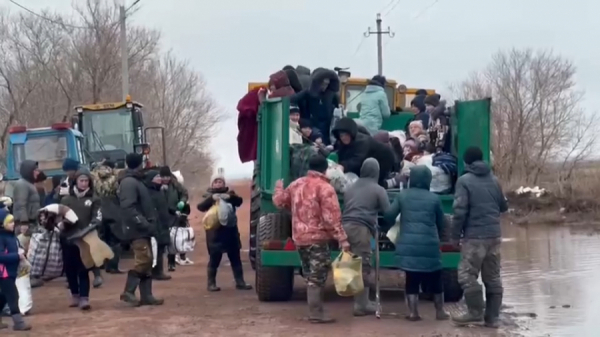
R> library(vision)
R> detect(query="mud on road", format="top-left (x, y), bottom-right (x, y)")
top-left (11, 183), bottom-right (521, 337)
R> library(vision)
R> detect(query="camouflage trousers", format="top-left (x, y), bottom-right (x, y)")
top-left (343, 223), bottom-right (373, 288)
top-left (458, 238), bottom-right (503, 295)
top-left (298, 243), bottom-right (331, 288)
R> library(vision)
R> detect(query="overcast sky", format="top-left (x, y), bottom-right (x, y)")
top-left (15, 0), bottom-right (599, 179)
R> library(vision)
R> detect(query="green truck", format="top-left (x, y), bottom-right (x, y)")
top-left (249, 97), bottom-right (491, 303)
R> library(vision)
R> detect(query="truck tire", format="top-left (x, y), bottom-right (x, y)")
top-left (249, 161), bottom-right (260, 270)
top-left (442, 268), bottom-right (463, 302)
top-left (256, 212), bottom-right (294, 302)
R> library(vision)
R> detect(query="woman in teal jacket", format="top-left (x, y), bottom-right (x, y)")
top-left (382, 165), bottom-right (449, 322)
top-left (357, 75), bottom-right (390, 135)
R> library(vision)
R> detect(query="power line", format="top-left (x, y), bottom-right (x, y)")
top-left (412, 0), bottom-right (440, 19)
top-left (379, 0), bottom-right (395, 14)
top-left (383, 0), bottom-right (402, 17)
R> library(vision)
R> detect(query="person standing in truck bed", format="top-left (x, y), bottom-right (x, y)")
top-left (273, 154), bottom-right (350, 324)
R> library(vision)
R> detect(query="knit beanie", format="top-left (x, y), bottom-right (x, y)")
top-left (463, 146), bottom-right (483, 165)
top-left (62, 158), bottom-right (80, 172)
top-left (370, 75), bottom-right (387, 87)
top-left (410, 95), bottom-right (426, 113)
top-left (159, 166), bottom-right (172, 177)
top-left (308, 154), bottom-right (328, 173)
top-left (210, 172), bottom-right (226, 185)
top-left (299, 118), bottom-right (312, 129)
top-left (125, 153), bottom-right (144, 169)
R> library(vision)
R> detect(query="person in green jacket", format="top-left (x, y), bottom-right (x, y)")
top-left (357, 75), bottom-right (391, 135)
top-left (383, 165), bottom-right (449, 321)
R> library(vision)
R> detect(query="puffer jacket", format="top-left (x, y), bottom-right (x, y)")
top-left (12, 160), bottom-right (41, 223)
top-left (383, 165), bottom-right (445, 272)
top-left (117, 169), bottom-right (157, 241)
top-left (358, 84), bottom-right (390, 135)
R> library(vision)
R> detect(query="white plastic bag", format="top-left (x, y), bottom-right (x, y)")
top-left (386, 214), bottom-right (401, 243)
top-left (151, 237), bottom-right (157, 268)
top-left (327, 160), bottom-right (352, 193)
top-left (428, 165), bottom-right (452, 193)
top-left (170, 227), bottom-right (196, 253)
top-left (217, 199), bottom-right (233, 226)
top-left (16, 275), bottom-right (32, 315)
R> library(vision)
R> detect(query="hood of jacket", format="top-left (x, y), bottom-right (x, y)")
top-left (19, 160), bottom-right (38, 183)
top-left (365, 84), bottom-right (384, 93)
top-left (464, 160), bottom-right (491, 177)
top-left (268, 70), bottom-right (295, 98)
top-left (72, 169), bottom-right (95, 196)
top-left (283, 68), bottom-right (303, 93)
top-left (309, 68), bottom-right (340, 95)
top-left (332, 117), bottom-right (358, 140)
top-left (118, 168), bottom-right (144, 183)
top-left (360, 158), bottom-right (380, 180)
top-left (296, 65), bottom-right (311, 90)
top-left (409, 165), bottom-right (432, 190)
top-left (143, 170), bottom-right (161, 190)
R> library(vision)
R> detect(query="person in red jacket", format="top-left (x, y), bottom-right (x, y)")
top-left (272, 155), bottom-right (350, 324)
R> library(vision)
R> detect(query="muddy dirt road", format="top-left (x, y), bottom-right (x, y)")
top-left (7, 182), bottom-right (596, 336)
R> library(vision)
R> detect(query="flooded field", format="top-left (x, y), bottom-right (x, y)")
top-left (501, 223), bottom-right (600, 336)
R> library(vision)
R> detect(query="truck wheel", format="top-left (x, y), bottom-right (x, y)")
top-left (442, 268), bottom-right (463, 302)
top-left (249, 161), bottom-right (260, 270)
top-left (256, 212), bottom-right (294, 302)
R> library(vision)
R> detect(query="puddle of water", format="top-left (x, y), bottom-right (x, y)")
top-left (501, 223), bottom-right (600, 336)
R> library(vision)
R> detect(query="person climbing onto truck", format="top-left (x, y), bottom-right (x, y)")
top-left (272, 154), bottom-right (350, 324)
top-left (118, 153), bottom-right (163, 307)
top-left (267, 70), bottom-right (296, 98)
top-left (357, 75), bottom-right (391, 135)
top-left (143, 170), bottom-right (172, 281)
top-left (382, 165), bottom-right (449, 322)
top-left (291, 68), bottom-right (340, 145)
top-left (342, 157), bottom-right (390, 316)
top-left (197, 172), bottom-right (252, 292)
top-left (451, 146), bottom-right (508, 329)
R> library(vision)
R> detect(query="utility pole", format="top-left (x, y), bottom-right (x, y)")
top-left (120, 4), bottom-right (128, 101)
top-left (364, 13), bottom-right (394, 75)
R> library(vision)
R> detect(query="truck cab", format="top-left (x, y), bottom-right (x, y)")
top-left (4, 122), bottom-right (85, 181)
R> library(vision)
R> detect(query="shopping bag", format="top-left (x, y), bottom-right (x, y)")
top-left (151, 237), bottom-right (157, 268)
top-left (386, 214), bottom-right (402, 243)
top-left (16, 275), bottom-right (32, 315)
top-left (170, 227), bottom-right (196, 253)
top-left (332, 251), bottom-right (364, 297)
top-left (217, 199), bottom-right (233, 226)
top-left (202, 204), bottom-right (220, 230)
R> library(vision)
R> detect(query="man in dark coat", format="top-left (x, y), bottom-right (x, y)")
top-left (118, 153), bottom-right (163, 306)
top-left (159, 166), bottom-right (191, 267)
top-left (291, 68), bottom-right (340, 145)
top-left (451, 147), bottom-right (508, 329)
top-left (144, 170), bottom-right (172, 281)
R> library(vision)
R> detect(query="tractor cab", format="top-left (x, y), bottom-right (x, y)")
top-left (4, 122), bottom-right (85, 181)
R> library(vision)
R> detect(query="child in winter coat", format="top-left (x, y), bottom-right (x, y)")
top-left (0, 208), bottom-right (31, 331)
top-left (59, 169), bottom-right (101, 310)
top-left (197, 172), bottom-right (252, 292)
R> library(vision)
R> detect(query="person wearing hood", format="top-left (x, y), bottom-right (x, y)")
top-left (292, 65), bottom-right (311, 90)
top-left (143, 170), bottom-right (172, 281)
top-left (118, 153), bottom-right (163, 307)
top-left (0, 209), bottom-right (32, 331)
top-left (236, 87), bottom-right (262, 163)
top-left (282, 66), bottom-right (303, 94)
top-left (383, 165), bottom-right (449, 322)
top-left (291, 68), bottom-right (340, 145)
top-left (59, 169), bottom-right (101, 310)
top-left (159, 166), bottom-right (190, 267)
top-left (267, 70), bottom-right (296, 99)
top-left (332, 117), bottom-right (395, 189)
top-left (451, 147), bottom-right (508, 329)
top-left (357, 75), bottom-right (391, 135)
top-left (342, 158), bottom-right (390, 316)
top-left (197, 172), bottom-right (251, 292)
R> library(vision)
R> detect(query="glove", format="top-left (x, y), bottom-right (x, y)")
top-left (220, 193), bottom-right (230, 200)
top-left (176, 201), bottom-right (185, 210)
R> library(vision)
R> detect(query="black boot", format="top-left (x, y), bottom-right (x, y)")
top-left (484, 293), bottom-right (503, 328)
top-left (232, 265), bottom-right (252, 290)
top-left (207, 267), bottom-right (221, 292)
top-left (139, 276), bottom-right (164, 306)
top-left (120, 270), bottom-right (141, 307)
top-left (167, 254), bottom-right (176, 272)
top-left (405, 294), bottom-right (422, 321)
top-left (152, 252), bottom-right (172, 281)
top-left (92, 268), bottom-right (104, 288)
top-left (105, 245), bottom-right (124, 274)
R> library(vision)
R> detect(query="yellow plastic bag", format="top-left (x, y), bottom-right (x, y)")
top-left (332, 251), bottom-right (364, 297)
top-left (202, 204), bottom-right (220, 230)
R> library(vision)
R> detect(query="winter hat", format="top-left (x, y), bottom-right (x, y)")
top-left (370, 75), bottom-right (387, 87)
top-left (308, 154), bottom-right (328, 174)
top-left (463, 146), bottom-right (483, 165)
top-left (125, 153), bottom-right (143, 169)
top-left (159, 166), bottom-right (172, 177)
top-left (210, 172), bottom-right (226, 185)
top-left (299, 118), bottom-right (312, 129)
top-left (410, 95), bottom-right (426, 113)
top-left (416, 89), bottom-right (428, 96)
top-left (373, 130), bottom-right (390, 144)
top-left (424, 94), bottom-right (441, 107)
top-left (62, 158), bottom-right (80, 172)
top-left (289, 105), bottom-right (300, 114)
top-left (0, 208), bottom-right (13, 230)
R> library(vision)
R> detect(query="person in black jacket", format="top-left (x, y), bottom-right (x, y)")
top-left (144, 170), bottom-right (172, 281)
top-left (118, 153), bottom-right (163, 307)
top-left (197, 172), bottom-right (252, 292)
top-left (60, 169), bottom-right (101, 310)
top-left (332, 117), bottom-right (395, 188)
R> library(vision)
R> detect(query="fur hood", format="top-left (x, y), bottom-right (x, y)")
top-left (309, 68), bottom-right (340, 95)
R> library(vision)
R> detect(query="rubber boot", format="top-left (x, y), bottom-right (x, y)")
top-left (353, 287), bottom-right (376, 316)
top-left (307, 285), bottom-right (335, 324)
top-left (232, 265), bottom-right (252, 290)
top-left (139, 276), bottom-right (164, 306)
top-left (167, 254), bottom-right (176, 272)
top-left (484, 293), bottom-right (503, 328)
top-left (11, 313), bottom-right (31, 331)
top-left (120, 270), bottom-right (141, 307)
top-left (105, 246), bottom-right (124, 274)
top-left (152, 253), bottom-right (172, 281)
top-left (452, 289), bottom-right (484, 325)
top-left (207, 268), bottom-right (220, 292)
top-left (405, 294), bottom-right (422, 321)
top-left (69, 294), bottom-right (80, 308)
top-left (92, 268), bottom-right (104, 288)
top-left (433, 293), bottom-right (450, 320)
top-left (79, 297), bottom-right (91, 311)
top-left (0, 317), bottom-right (8, 329)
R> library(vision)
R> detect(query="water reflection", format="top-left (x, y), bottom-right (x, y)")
top-left (501, 223), bottom-right (600, 336)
